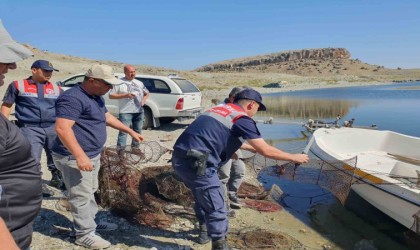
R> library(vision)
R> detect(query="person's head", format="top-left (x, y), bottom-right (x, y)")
top-left (227, 87), bottom-right (245, 103)
top-left (82, 64), bottom-right (123, 96)
top-left (31, 60), bottom-right (58, 83)
top-left (234, 88), bottom-right (267, 117)
top-left (124, 65), bottom-right (136, 81)
top-left (0, 20), bottom-right (33, 86)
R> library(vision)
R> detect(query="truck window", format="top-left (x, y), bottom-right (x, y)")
top-left (137, 78), bottom-right (170, 94)
top-left (63, 75), bottom-right (84, 87)
top-left (172, 79), bottom-right (200, 93)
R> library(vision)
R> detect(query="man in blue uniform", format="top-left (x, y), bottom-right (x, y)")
top-left (218, 87), bottom-right (247, 212)
top-left (0, 19), bottom-right (42, 250)
top-left (172, 88), bottom-right (309, 250)
top-left (1, 59), bottom-right (64, 195)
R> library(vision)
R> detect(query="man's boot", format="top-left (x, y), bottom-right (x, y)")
top-left (211, 237), bottom-right (232, 250)
top-left (197, 223), bottom-right (211, 244)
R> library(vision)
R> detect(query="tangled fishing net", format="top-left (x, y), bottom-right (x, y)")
top-left (98, 143), bottom-right (195, 228)
top-left (228, 228), bottom-right (302, 249)
top-left (242, 150), bottom-right (420, 235)
top-left (97, 143), bottom-right (281, 229)
top-left (244, 152), bottom-right (359, 204)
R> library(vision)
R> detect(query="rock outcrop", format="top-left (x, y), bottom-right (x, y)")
top-left (196, 48), bottom-right (350, 72)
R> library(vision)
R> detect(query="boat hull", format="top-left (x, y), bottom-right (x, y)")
top-left (352, 183), bottom-right (418, 230)
top-left (310, 128), bottom-right (420, 234)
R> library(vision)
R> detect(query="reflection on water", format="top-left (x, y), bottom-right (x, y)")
top-left (259, 82), bottom-right (420, 137)
top-left (263, 96), bottom-right (359, 120)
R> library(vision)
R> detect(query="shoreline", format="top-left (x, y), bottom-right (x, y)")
top-left (201, 80), bottom-right (397, 97)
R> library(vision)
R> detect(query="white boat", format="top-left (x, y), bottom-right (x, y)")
top-left (310, 128), bottom-right (420, 234)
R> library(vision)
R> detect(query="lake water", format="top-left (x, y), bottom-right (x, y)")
top-left (255, 82), bottom-right (420, 249)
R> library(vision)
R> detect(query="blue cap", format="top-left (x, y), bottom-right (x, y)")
top-left (31, 60), bottom-right (59, 71)
top-left (234, 88), bottom-right (267, 111)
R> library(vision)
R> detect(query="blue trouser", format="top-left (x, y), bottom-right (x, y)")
top-left (116, 112), bottom-right (144, 147)
top-left (20, 125), bottom-right (57, 172)
top-left (172, 150), bottom-right (228, 239)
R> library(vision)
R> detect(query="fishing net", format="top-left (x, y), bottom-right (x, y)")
top-left (97, 143), bottom-right (194, 228)
top-left (243, 152), bottom-right (359, 204)
top-left (97, 144), bottom-right (281, 229)
top-left (114, 142), bottom-right (172, 165)
top-left (244, 150), bottom-right (420, 235)
top-left (228, 228), bottom-right (302, 249)
top-left (237, 182), bottom-right (283, 212)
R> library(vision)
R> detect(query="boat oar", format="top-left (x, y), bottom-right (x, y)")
top-left (387, 153), bottom-right (420, 166)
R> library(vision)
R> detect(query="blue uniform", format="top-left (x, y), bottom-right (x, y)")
top-left (2, 77), bottom-right (61, 171)
top-left (172, 103), bottom-right (261, 239)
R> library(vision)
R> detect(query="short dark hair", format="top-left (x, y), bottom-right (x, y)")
top-left (228, 87), bottom-right (245, 98)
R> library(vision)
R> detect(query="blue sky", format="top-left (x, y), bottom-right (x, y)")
top-left (1, 0), bottom-right (419, 70)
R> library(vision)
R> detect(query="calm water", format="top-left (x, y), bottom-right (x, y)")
top-left (261, 81), bottom-right (420, 137)
top-left (255, 82), bottom-right (420, 249)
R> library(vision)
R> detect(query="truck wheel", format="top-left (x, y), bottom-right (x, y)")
top-left (143, 108), bottom-right (153, 129)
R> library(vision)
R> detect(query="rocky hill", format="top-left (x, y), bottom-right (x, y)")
top-left (196, 48), bottom-right (351, 72)
top-left (193, 48), bottom-right (420, 84)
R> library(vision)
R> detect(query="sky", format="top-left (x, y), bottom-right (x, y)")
top-left (1, 0), bottom-right (420, 70)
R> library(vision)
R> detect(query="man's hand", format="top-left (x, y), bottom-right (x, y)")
top-left (126, 93), bottom-right (136, 99)
top-left (292, 154), bottom-right (309, 164)
top-left (130, 131), bottom-right (144, 142)
top-left (231, 152), bottom-right (239, 160)
top-left (76, 155), bottom-right (94, 171)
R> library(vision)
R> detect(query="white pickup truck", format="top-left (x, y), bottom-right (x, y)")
top-left (56, 73), bottom-right (203, 129)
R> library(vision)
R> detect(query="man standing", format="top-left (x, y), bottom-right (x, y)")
top-left (172, 88), bottom-right (309, 250)
top-left (0, 19), bottom-right (42, 250)
top-left (109, 64), bottom-right (149, 148)
top-left (52, 64), bottom-right (144, 249)
top-left (218, 87), bottom-right (247, 211)
top-left (1, 59), bottom-right (63, 195)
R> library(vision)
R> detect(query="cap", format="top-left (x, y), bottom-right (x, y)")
top-left (31, 60), bottom-right (59, 71)
top-left (85, 64), bottom-right (123, 85)
top-left (228, 87), bottom-right (245, 98)
top-left (234, 88), bottom-right (267, 111)
top-left (0, 20), bottom-right (33, 63)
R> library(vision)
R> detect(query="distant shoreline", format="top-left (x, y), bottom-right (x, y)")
top-left (201, 80), bottom-right (398, 99)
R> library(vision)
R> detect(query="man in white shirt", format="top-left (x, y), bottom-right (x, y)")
top-left (109, 65), bottom-right (149, 148)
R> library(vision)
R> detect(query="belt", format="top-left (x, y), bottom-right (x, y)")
top-left (17, 121), bottom-right (54, 128)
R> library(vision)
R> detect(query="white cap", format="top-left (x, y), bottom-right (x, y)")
top-left (0, 20), bottom-right (33, 63)
top-left (85, 64), bottom-right (123, 85)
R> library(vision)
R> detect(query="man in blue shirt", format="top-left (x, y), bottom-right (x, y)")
top-left (172, 88), bottom-right (309, 250)
top-left (52, 64), bottom-right (144, 249)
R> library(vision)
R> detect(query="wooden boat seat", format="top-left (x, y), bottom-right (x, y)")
top-left (390, 162), bottom-right (420, 179)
